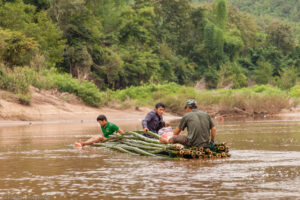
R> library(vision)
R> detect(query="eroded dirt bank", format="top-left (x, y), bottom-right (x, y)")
top-left (0, 89), bottom-right (178, 126)
top-left (0, 89), bottom-right (299, 127)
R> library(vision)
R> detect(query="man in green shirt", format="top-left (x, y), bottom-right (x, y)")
top-left (160, 99), bottom-right (216, 147)
top-left (75, 114), bottom-right (123, 148)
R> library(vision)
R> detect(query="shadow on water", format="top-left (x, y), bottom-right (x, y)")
top-left (0, 118), bottom-right (300, 199)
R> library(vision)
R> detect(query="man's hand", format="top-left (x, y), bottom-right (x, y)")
top-left (165, 121), bottom-right (169, 127)
top-left (117, 129), bottom-right (124, 134)
top-left (143, 128), bottom-right (149, 133)
top-left (173, 127), bottom-right (181, 135)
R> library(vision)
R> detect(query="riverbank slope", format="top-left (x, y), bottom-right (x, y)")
top-left (0, 88), bottom-right (299, 125)
top-left (0, 89), bottom-right (178, 123)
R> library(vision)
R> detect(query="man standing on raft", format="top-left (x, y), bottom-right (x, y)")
top-left (160, 99), bottom-right (216, 148)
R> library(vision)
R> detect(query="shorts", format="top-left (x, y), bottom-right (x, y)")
top-left (171, 135), bottom-right (191, 146)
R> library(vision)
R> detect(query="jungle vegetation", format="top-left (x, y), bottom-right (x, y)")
top-left (0, 0), bottom-right (299, 107)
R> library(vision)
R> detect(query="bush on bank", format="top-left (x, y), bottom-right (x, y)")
top-left (0, 65), bottom-right (297, 115)
top-left (106, 83), bottom-right (294, 115)
top-left (0, 66), bottom-right (102, 106)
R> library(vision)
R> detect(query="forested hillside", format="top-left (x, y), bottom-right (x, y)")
top-left (228, 0), bottom-right (300, 43)
top-left (222, 0), bottom-right (299, 22)
top-left (195, 0), bottom-right (300, 41)
top-left (195, 0), bottom-right (300, 21)
top-left (0, 0), bottom-right (299, 106)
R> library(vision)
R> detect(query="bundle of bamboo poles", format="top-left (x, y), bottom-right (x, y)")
top-left (92, 131), bottom-right (231, 159)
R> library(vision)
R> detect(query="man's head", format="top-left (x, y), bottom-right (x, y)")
top-left (185, 99), bottom-right (197, 111)
top-left (97, 114), bottom-right (107, 126)
top-left (155, 102), bottom-right (165, 116)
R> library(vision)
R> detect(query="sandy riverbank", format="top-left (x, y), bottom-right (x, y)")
top-left (0, 89), bottom-right (179, 126)
top-left (0, 89), bottom-right (299, 127)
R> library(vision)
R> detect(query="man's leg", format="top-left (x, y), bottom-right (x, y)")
top-left (159, 135), bottom-right (191, 146)
top-left (169, 135), bottom-right (191, 146)
top-left (75, 135), bottom-right (105, 147)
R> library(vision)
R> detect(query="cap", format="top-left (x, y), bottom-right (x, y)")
top-left (184, 99), bottom-right (197, 109)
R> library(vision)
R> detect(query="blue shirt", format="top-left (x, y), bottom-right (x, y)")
top-left (142, 110), bottom-right (165, 133)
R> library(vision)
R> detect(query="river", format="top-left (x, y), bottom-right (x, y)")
top-left (0, 118), bottom-right (299, 200)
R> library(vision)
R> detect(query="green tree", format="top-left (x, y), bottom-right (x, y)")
top-left (155, 0), bottom-right (192, 53)
top-left (0, 28), bottom-right (38, 66)
top-left (49, 0), bottom-right (102, 77)
top-left (24, 0), bottom-right (49, 11)
top-left (215, 0), bottom-right (227, 29)
top-left (253, 61), bottom-right (274, 84)
top-left (64, 44), bottom-right (93, 80)
top-left (278, 67), bottom-right (297, 89)
top-left (0, 0), bottom-right (65, 66)
top-left (266, 19), bottom-right (296, 54)
top-left (218, 62), bottom-right (248, 89)
top-left (224, 29), bottom-right (244, 61)
top-left (227, 5), bottom-right (260, 51)
top-left (118, 7), bottom-right (156, 46)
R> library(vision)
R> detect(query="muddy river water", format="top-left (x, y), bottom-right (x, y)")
top-left (0, 118), bottom-right (299, 200)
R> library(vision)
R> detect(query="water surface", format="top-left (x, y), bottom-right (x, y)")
top-left (0, 119), bottom-right (299, 200)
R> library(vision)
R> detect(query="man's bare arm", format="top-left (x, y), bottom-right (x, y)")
top-left (211, 127), bottom-right (216, 142)
top-left (173, 127), bottom-right (181, 135)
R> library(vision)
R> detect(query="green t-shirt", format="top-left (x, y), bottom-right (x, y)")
top-left (101, 121), bottom-right (119, 138)
top-left (178, 109), bottom-right (214, 147)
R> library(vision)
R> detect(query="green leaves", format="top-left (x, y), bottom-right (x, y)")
top-left (266, 19), bottom-right (296, 55)
top-left (253, 61), bottom-right (274, 85)
top-left (44, 70), bottom-right (102, 106)
top-left (0, 29), bottom-right (38, 66)
top-left (0, 0), bottom-right (64, 67)
top-left (0, 0), bottom-right (298, 95)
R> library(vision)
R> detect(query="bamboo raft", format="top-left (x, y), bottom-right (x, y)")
top-left (92, 131), bottom-right (231, 159)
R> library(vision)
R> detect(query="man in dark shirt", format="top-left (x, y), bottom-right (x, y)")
top-left (142, 102), bottom-right (168, 134)
top-left (160, 99), bottom-right (216, 147)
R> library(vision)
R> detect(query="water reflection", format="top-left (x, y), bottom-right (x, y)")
top-left (0, 119), bottom-right (299, 199)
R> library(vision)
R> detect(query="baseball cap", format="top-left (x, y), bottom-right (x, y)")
top-left (184, 99), bottom-right (197, 109)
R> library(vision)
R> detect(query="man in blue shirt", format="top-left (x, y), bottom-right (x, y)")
top-left (142, 102), bottom-right (169, 134)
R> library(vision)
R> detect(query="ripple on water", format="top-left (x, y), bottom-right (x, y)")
top-left (1, 120), bottom-right (300, 199)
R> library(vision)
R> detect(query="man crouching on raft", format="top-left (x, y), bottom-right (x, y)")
top-left (75, 114), bottom-right (123, 148)
top-left (160, 99), bottom-right (216, 148)
top-left (142, 102), bottom-right (169, 137)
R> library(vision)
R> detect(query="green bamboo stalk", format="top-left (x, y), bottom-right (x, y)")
top-left (134, 130), bottom-right (160, 139)
top-left (119, 144), bottom-right (159, 157)
top-left (96, 143), bottom-right (140, 156)
top-left (110, 146), bottom-right (139, 155)
top-left (166, 150), bottom-right (179, 155)
top-left (122, 139), bottom-right (167, 148)
top-left (91, 131), bottom-right (230, 159)
top-left (102, 136), bottom-right (120, 143)
top-left (92, 142), bottom-right (118, 147)
top-left (149, 149), bottom-right (167, 154)
top-left (126, 131), bottom-right (160, 144)
top-left (121, 141), bottom-right (165, 151)
top-left (102, 134), bottom-right (138, 143)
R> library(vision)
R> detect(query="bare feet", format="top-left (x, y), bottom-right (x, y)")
top-left (74, 140), bottom-right (83, 148)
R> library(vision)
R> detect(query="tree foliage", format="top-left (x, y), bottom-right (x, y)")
top-left (0, 0), bottom-right (299, 93)
top-left (0, 0), bottom-right (65, 66)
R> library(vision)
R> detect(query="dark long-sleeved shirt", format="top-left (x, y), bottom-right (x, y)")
top-left (142, 110), bottom-right (165, 133)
